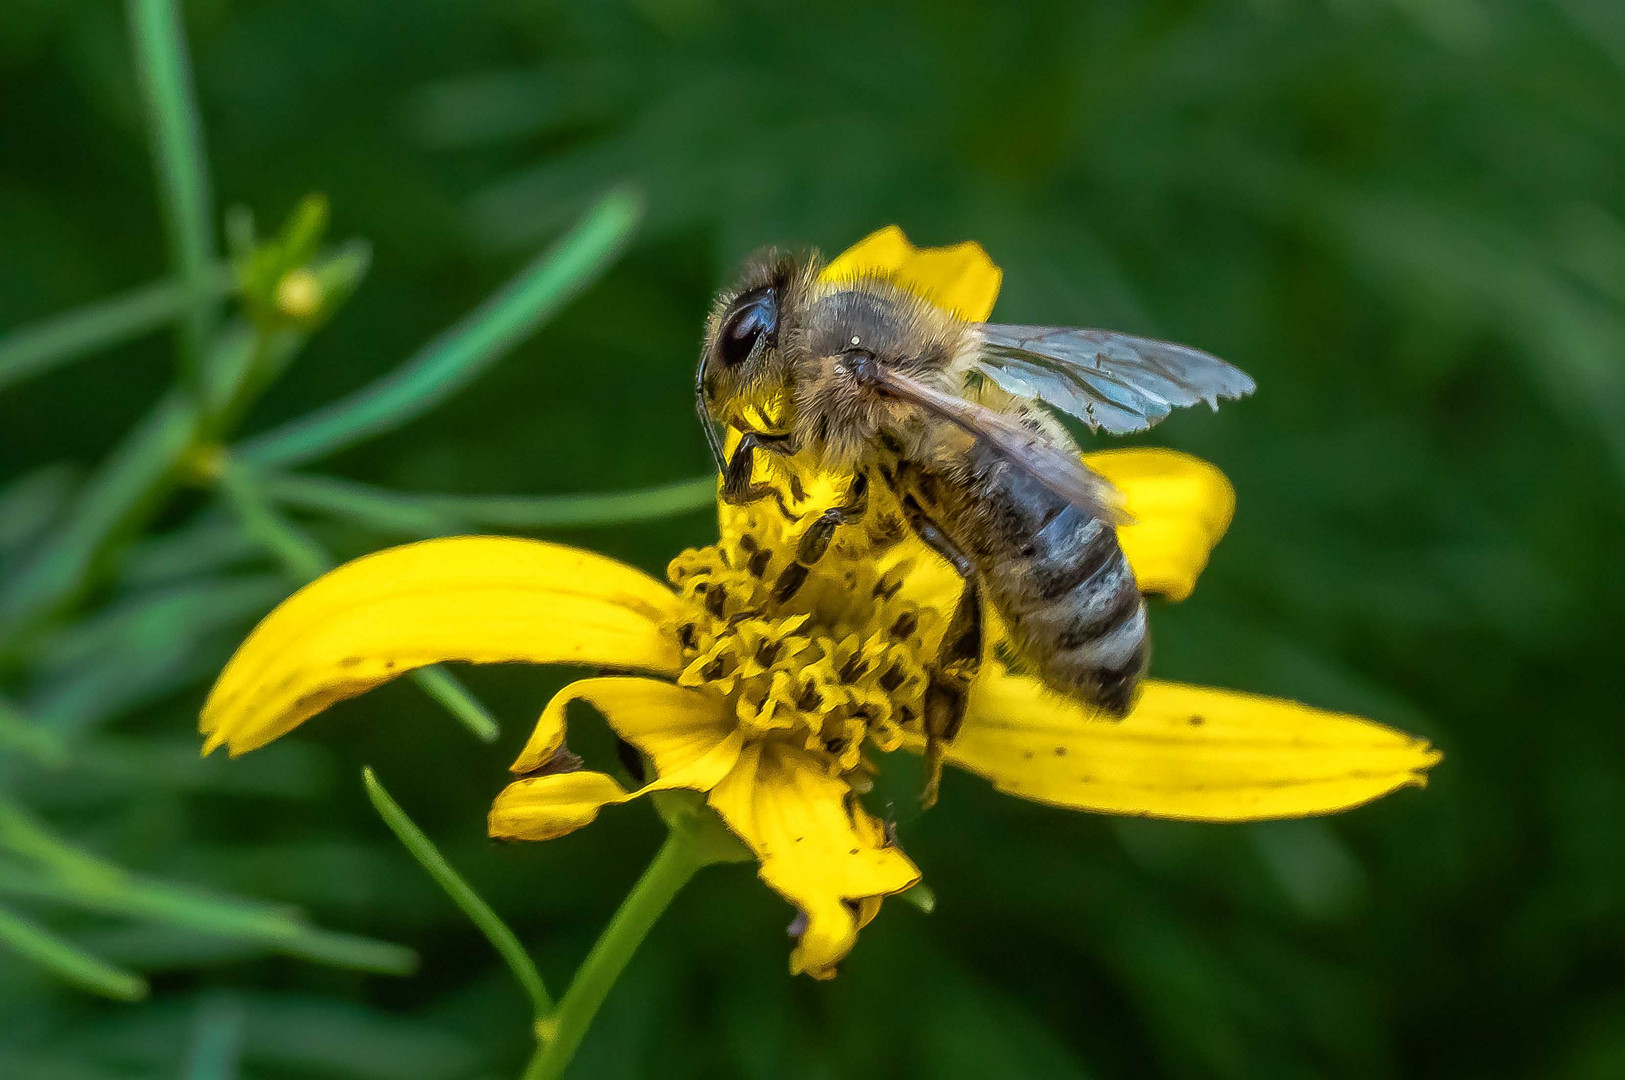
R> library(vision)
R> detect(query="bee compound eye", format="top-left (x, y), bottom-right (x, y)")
top-left (718, 286), bottom-right (777, 367)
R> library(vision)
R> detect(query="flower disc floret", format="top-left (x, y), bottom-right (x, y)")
top-left (667, 499), bottom-right (938, 780)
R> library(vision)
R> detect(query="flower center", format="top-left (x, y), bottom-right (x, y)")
top-left (666, 495), bottom-right (940, 782)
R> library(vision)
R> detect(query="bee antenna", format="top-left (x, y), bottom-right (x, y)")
top-left (694, 355), bottom-right (728, 475)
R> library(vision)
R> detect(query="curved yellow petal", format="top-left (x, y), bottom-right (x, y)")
top-left (488, 739), bottom-right (746, 841)
top-left (487, 771), bottom-right (640, 842)
top-left (511, 677), bottom-right (737, 776)
top-left (490, 682), bottom-right (743, 843)
top-left (948, 674), bottom-right (1440, 821)
top-left (1085, 449), bottom-right (1236, 601)
top-left (707, 740), bottom-right (919, 978)
top-left (202, 537), bottom-right (683, 756)
top-left (820, 225), bottom-right (1003, 321)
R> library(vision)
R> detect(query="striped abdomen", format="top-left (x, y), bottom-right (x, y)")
top-left (909, 442), bottom-right (1148, 715)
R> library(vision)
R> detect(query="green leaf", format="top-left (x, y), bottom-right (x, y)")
top-left (216, 461), bottom-right (330, 581)
top-left (126, 0), bottom-right (218, 393)
top-left (0, 905), bottom-right (148, 1001)
top-left (0, 270), bottom-right (233, 392)
top-left (27, 575), bottom-right (286, 738)
top-left (0, 697), bottom-right (68, 767)
top-left (0, 466), bottom-right (78, 563)
top-left (0, 393), bottom-right (199, 646)
top-left (362, 767), bottom-right (551, 1015)
top-left (407, 667), bottom-right (501, 744)
top-left (0, 806), bottom-right (415, 976)
top-left (118, 512), bottom-right (261, 587)
top-left (262, 471), bottom-right (717, 535)
top-left (237, 186), bottom-right (643, 468)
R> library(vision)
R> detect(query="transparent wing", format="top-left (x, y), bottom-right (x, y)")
top-left (975, 324), bottom-right (1256, 435)
top-left (867, 364), bottom-right (1123, 522)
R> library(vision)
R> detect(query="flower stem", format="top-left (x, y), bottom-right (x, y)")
top-left (522, 831), bottom-right (705, 1080)
top-left (362, 768), bottom-right (549, 1014)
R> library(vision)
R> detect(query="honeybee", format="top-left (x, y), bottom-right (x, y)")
top-left (696, 248), bottom-right (1253, 787)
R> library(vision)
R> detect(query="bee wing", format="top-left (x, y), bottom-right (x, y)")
top-left (974, 324), bottom-right (1256, 435)
top-left (867, 364), bottom-right (1124, 522)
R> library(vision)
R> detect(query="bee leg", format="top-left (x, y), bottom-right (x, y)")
top-left (720, 431), bottom-right (797, 514)
top-left (772, 472), bottom-right (870, 604)
top-left (901, 495), bottom-right (982, 810)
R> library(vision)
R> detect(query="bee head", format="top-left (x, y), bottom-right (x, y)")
top-left (697, 253), bottom-right (809, 436)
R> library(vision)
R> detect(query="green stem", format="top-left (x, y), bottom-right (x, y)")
top-left (216, 460), bottom-right (330, 580)
top-left (126, 0), bottom-right (218, 400)
top-left (260, 472), bottom-right (718, 536)
top-left (406, 667), bottom-right (500, 743)
top-left (0, 268), bottom-right (233, 393)
top-left (0, 393), bottom-right (199, 647)
top-left (237, 187), bottom-right (642, 469)
top-left (183, 993), bottom-right (246, 1080)
top-left (0, 905), bottom-right (148, 1001)
top-left (362, 768), bottom-right (550, 1015)
top-left (522, 832), bottom-right (705, 1080)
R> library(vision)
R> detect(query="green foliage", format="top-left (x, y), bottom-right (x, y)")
top-left (1, 0), bottom-right (1622, 1078)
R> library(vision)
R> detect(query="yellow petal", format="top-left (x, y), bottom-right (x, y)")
top-left (202, 537), bottom-right (683, 756)
top-left (486, 771), bottom-right (641, 842)
top-left (490, 681), bottom-right (743, 842)
top-left (708, 740), bottom-right (920, 978)
top-left (947, 674), bottom-right (1440, 821)
top-left (820, 225), bottom-right (1003, 322)
top-left (511, 677), bottom-right (737, 776)
top-left (1085, 449), bottom-right (1236, 601)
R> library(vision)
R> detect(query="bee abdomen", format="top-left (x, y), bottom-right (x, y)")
top-left (978, 500), bottom-right (1149, 716)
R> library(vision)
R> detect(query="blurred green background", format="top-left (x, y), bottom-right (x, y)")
top-left (3, 0), bottom-right (1623, 1076)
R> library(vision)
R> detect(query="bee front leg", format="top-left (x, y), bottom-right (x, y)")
top-left (771, 472), bottom-right (870, 604)
top-left (901, 494), bottom-right (982, 810)
top-left (721, 431), bottom-right (796, 510)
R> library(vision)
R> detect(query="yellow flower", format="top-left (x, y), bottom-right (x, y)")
top-left (201, 226), bottom-right (1440, 980)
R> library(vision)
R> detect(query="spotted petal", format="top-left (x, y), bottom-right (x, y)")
top-left (202, 537), bottom-right (683, 755)
top-left (707, 740), bottom-right (920, 978)
top-left (947, 674), bottom-right (1441, 821)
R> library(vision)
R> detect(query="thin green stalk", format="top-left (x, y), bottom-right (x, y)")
top-left (237, 186), bottom-right (643, 469)
top-left (217, 462), bottom-right (502, 742)
top-left (0, 393), bottom-right (199, 645)
top-left (0, 865), bottom-right (415, 974)
top-left (126, 0), bottom-right (218, 397)
top-left (0, 699), bottom-right (67, 766)
top-left (0, 801), bottom-right (415, 974)
top-left (0, 269), bottom-right (233, 392)
top-left (0, 906), bottom-right (148, 1001)
top-left (523, 831), bottom-right (705, 1080)
top-left (261, 472), bottom-right (718, 535)
top-left (183, 994), bottom-right (246, 1080)
top-left (407, 667), bottom-right (500, 743)
top-left (0, 308), bottom-right (331, 648)
top-left (362, 768), bottom-right (551, 1016)
top-left (216, 461), bottom-right (330, 580)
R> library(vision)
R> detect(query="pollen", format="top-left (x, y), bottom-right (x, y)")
top-left (666, 499), bottom-right (937, 781)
